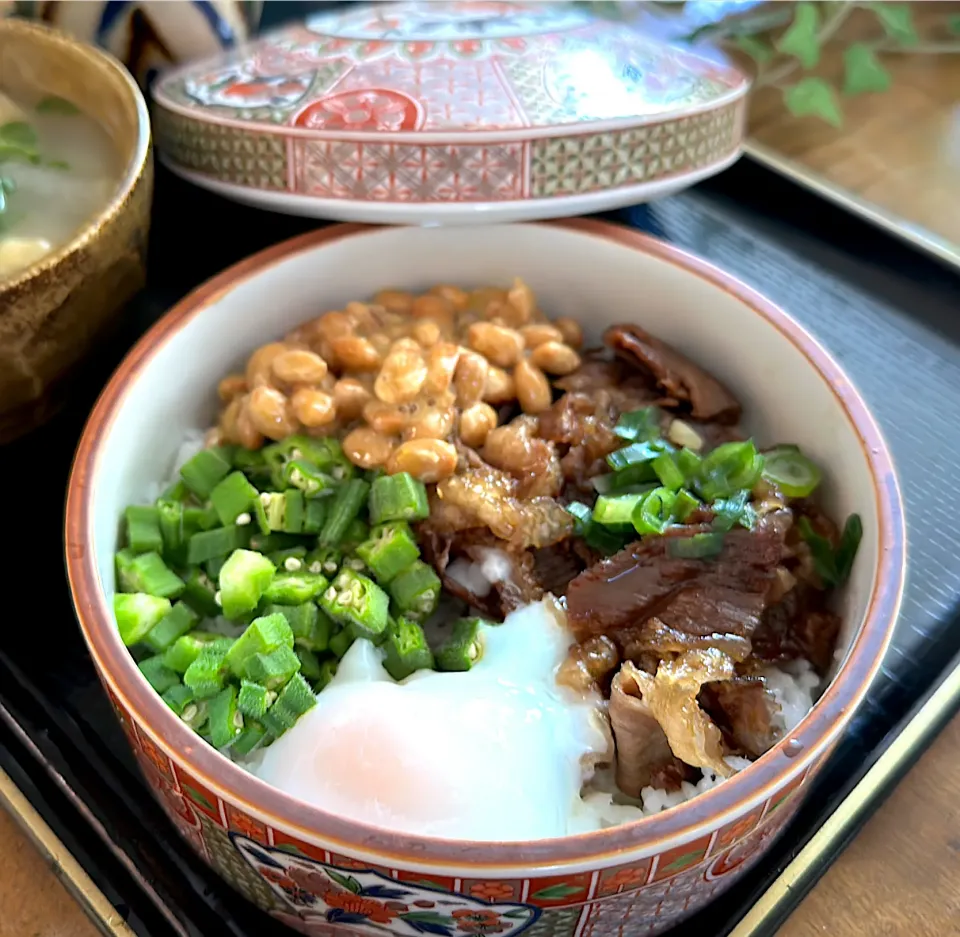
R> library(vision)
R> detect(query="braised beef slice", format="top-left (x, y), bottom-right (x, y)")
top-left (699, 678), bottom-right (781, 758)
top-left (532, 540), bottom-right (588, 597)
top-left (566, 524), bottom-right (785, 657)
top-left (418, 526), bottom-right (543, 620)
top-left (751, 584), bottom-right (841, 676)
top-left (604, 324), bottom-right (741, 424)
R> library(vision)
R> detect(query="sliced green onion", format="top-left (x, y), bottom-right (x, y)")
top-left (356, 522), bottom-right (420, 584)
top-left (138, 656), bottom-right (181, 694)
top-left (179, 447), bottom-right (232, 499)
top-left (614, 406), bottom-right (662, 442)
top-left (673, 489), bottom-right (701, 522)
top-left (632, 487), bottom-right (677, 535)
top-left (652, 452), bottom-right (685, 491)
top-left (799, 513), bottom-right (862, 588)
top-left (387, 560), bottom-right (441, 620)
top-left (668, 532), bottom-right (726, 559)
top-left (712, 490), bottom-right (757, 532)
top-left (697, 440), bottom-right (763, 502)
top-left (606, 440), bottom-right (666, 473)
top-left (368, 472), bottom-right (430, 525)
top-left (761, 446), bottom-right (823, 499)
top-left (594, 494), bottom-right (644, 527)
top-left (218, 549), bottom-right (276, 620)
top-left (383, 616), bottom-right (434, 681)
top-left (836, 514), bottom-right (863, 585)
top-left (675, 447), bottom-right (703, 482)
top-left (609, 463), bottom-right (658, 490)
top-left (436, 618), bottom-right (485, 672)
top-left (125, 505), bottom-right (163, 555)
top-left (143, 601), bottom-right (199, 653)
top-left (319, 479), bottom-right (370, 546)
top-left (115, 590), bottom-right (172, 646)
top-left (321, 569), bottom-right (390, 641)
top-left (210, 471), bottom-right (260, 526)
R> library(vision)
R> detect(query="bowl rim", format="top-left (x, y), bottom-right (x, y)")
top-left (0, 19), bottom-right (151, 292)
top-left (65, 219), bottom-right (905, 872)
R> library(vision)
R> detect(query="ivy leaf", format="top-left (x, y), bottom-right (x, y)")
top-left (0, 121), bottom-right (38, 151)
top-left (950, 14), bottom-right (960, 35)
top-left (326, 869), bottom-right (362, 894)
top-left (735, 35), bottom-right (774, 64)
top-left (662, 849), bottom-right (706, 873)
top-left (776, 2), bottom-right (821, 68)
top-left (783, 77), bottom-right (843, 127)
top-left (842, 43), bottom-right (891, 95)
top-left (531, 883), bottom-right (585, 900)
top-left (867, 3), bottom-right (919, 46)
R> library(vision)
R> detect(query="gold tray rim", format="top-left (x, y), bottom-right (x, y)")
top-left (744, 139), bottom-right (960, 272)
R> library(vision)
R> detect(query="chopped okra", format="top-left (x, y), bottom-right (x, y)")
top-left (115, 593), bottom-right (171, 646)
top-left (210, 471), bottom-right (260, 526)
top-left (356, 522), bottom-right (420, 584)
top-left (162, 633), bottom-right (230, 673)
top-left (231, 720), bottom-right (267, 755)
top-left (242, 645), bottom-right (302, 690)
top-left (117, 551), bottom-right (185, 598)
top-left (368, 472), bottom-right (429, 525)
top-left (261, 673), bottom-right (316, 735)
top-left (125, 505), bottom-right (163, 555)
top-left (261, 570), bottom-right (328, 605)
top-left (138, 655), bottom-right (181, 693)
top-left (435, 618), bottom-right (485, 672)
top-left (237, 679), bottom-right (274, 720)
top-left (388, 560), bottom-right (441, 620)
top-left (295, 647), bottom-right (323, 682)
top-left (186, 525), bottom-right (248, 565)
top-left (319, 569), bottom-right (389, 642)
top-left (328, 628), bottom-right (354, 660)
top-left (161, 683), bottom-right (195, 716)
top-left (180, 447), bottom-right (232, 498)
top-left (183, 641), bottom-right (233, 699)
top-left (259, 490), bottom-right (305, 534)
top-left (224, 613), bottom-right (294, 678)
top-left (319, 479), bottom-right (369, 546)
top-left (143, 602), bottom-right (199, 653)
top-left (208, 685), bottom-right (244, 749)
top-left (182, 567), bottom-right (221, 618)
top-left (315, 657), bottom-right (338, 690)
top-left (383, 617), bottom-right (434, 681)
top-left (218, 549), bottom-right (276, 619)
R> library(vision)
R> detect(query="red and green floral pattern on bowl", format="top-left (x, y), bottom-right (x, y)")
top-left (111, 682), bottom-right (811, 937)
top-left (152, 1), bottom-right (749, 209)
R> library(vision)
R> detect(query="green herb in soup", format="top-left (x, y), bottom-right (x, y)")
top-left (0, 89), bottom-right (119, 280)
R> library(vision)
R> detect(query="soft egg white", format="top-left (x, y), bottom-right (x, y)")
top-left (250, 599), bottom-right (612, 841)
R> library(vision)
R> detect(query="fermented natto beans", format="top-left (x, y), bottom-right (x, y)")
top-left (342, 427), bottom-right (396, 469)
top-left (459, 402), bottom-right (498, 448)
top-left (412, 318), bottom-right (441, 348)
top-left (423, 342), bottom-right (460, 396)
top-left (554, 317), bottom-right (583, 349)
top-left (271, 348), bottom-right (328, 384)
top-left (245, 343), bottom-right (287, 388)
top-left (483, 365), bottom-right (515, 405)
top-left (330, 335), bottom-right (382, 372)
top-left (375, 340), bottom-right (428, 404)
top-left (247, 386), bottom-right (300, 440)
top-left (404, 404), bottom-right (456, 441)
top-left (453, 350), bottom-right (490, 407)
top-left (514, 359), bottom-right (552, 414)
top-left (519, 324), bottom-right (564, 348)
top-left (467, 322), bottom-right (525, 369)
top-left (363, 399), bottom-right (409, 436)
top-left (234, 400), bottom-right (265, 450)
top-left (291, 387), bottom-right (337, 427)
top-left (387, 438), bottom-right (458, 483)
top-left (217, 374), bottom-right (247, 402)
top-left (529, 340), bottom-right (581, 376)
top-left (411, 294), bottom-right (452, 322)
top-left (374, 290), bottom-right (416, 315)
top-left (429, 284), bottom-right (469, 310)
top-left (333, 378), bottom-right (373, 421)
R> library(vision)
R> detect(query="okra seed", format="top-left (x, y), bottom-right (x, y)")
top-left (347, 557), bottom-right (364, 570)
top-left (332, 466), bottom-right (345, 480)
top-left (323, 561), bottom-right (338, 574)
top-left (290, 469), bottom-right (304, 486)
top-left (468, 643), bottom-right (480, 661)
top-left (336, 574), bottom-right (350, 588)
top-left (232, 711), bottom-right (244, 729)
top-left (235, 512), bottom-right (252, 526)
top-left (259, 492), bottom-right (272, 505)
top-left (265, 691), bottom-right (278, 706)
top-left (309, 562), bottom-right (323, 574)
top-left (337, 590), bottom-right (354, 606)
top-left (181, 704), bottom-right (198, 723)
top-left (291, 448), bottom-right (302, 459)
top-left (284, 556), bottom-right (302, 571)
top-left (324, 587), bottom-right (338, 602)
top-left (214, 590), bottom-right (222, 606)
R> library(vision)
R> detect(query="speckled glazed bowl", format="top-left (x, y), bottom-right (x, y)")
top-left (65, 221), bottom-right (904, 937)
top-left (0, 19), bottom-right (151, 442)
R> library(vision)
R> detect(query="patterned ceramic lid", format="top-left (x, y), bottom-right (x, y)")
top-left (153, 1), bottom-right (750, 224)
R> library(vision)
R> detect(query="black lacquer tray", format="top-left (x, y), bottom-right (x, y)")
top-left (2, 156), bottom-right (960, 937)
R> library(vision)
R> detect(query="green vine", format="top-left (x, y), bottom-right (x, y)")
top-left (575, 1), bottom-right (960, 127)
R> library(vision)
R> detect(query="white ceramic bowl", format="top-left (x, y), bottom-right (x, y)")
top-left (66, 221), bottom-right (904, 937)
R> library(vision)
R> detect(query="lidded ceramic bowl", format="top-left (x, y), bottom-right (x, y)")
top-left (152, 1), bottom-right (750, 224)
top-left (65, 220), bottom-right (904, 937)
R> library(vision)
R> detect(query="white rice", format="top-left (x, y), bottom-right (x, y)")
top-left (446, 547), bottom-right (513, 599)
top-left (572, 662), bottom-right (821, 829)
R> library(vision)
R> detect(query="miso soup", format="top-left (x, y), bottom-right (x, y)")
top-left (0, 90), bottom-right (120, 281)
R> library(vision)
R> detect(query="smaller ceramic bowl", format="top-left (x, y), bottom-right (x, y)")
top-left (66, 221), bottom-right (904, 937)
top-left (0, 19), bottom-right (152, 443)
